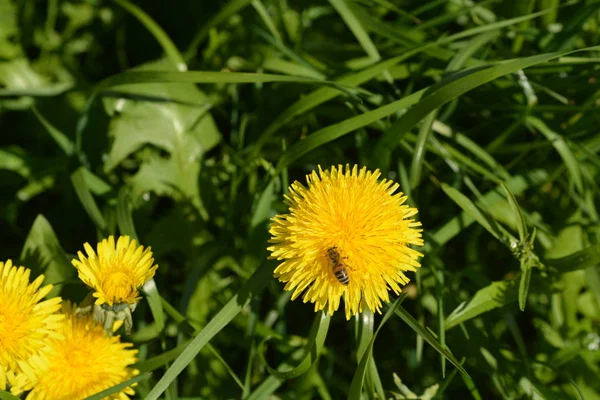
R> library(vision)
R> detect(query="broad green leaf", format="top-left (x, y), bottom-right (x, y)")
top-left (102, 62), bottom-right (221, 172)
top-left (102, 60), bottom-right (222, 217)
top-left (0, 392), bottom-right (20, 400)
top-left (445, 280), bottom-right (518, 330)
top-left (257, 311), bottom-right (330, 379)
top-left (144, 262), bottom-right (272, 400)
top-left (83, 372), bottom-right (151, 400)
top-left (20, 214), bottom-right (75, 297)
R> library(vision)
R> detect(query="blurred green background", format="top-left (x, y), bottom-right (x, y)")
top-left (1, 0), bottom-right (600, 398)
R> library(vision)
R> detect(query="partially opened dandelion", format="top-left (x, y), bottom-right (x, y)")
top-left (22, 301), bottom-right (139, 400)
top-left (71, 235), bottom-right (158, 333)
top-left (0, 260), bottom-right (64, 394)
top-left (268, 165), bottom-right (424, 319)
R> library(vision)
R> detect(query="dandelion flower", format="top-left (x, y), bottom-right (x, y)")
top-left (23, 301), bottom-right (139, 400)
top-left (72, 235), bottom-right (158, 306)
top-left (268, 165), bottom-right (424, 319)
top-left (0, 260), bottom-right (63, 391)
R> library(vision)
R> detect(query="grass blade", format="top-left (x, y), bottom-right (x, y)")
top-left (275, 89), bottom-right (426, 172)
top-left (372, 46), bottom-right (600, 171)
top-left (348, 296), bottom-right (404, 400)
top-left (329, 0), bottom-right (381, 62)
top-left (526, 116), bottom-right (584, 195)
top-left (144, 262), bottom-right (272, 400)
top-left (70, 168), bottom-right (107, 231)
top-left (83, 372), bottom-right (151, 400)
top-left (445, 280), bottom-right (519, 330)
top-left (114, 0), bottom-right (186, 71)
top-left (395, 303), bottom-right (468, 376)
top-left (258, 312), bottom-right (330, 379)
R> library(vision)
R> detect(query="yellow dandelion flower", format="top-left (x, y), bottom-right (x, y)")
top-left (22, 301), bottom-right (139, 400)
top-left (0, 260), bottom-right (63, 391)
top-left (72, 235), bottom-right (158, 306)
top-left (268, 165), bottom-right (424, 319)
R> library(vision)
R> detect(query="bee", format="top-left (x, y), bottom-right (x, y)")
top-left (326, 246), bottom-right (350, 285)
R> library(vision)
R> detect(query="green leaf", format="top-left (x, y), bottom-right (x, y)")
top-left (0, 147), bottom-right (31, 177)
top-left (70, 167), bottom-right (107, 231)
top-left (445, 280), bottom-right (519, 330)
top-left (275, 88), bottom-right (426, 172)
top-left (546, 242), bottom-right (600, 274)
top-left (500, 181), bottom-right (528, 241)
top-left (372, 46), bottom-right (600, 171)
top-left (20, 214), bottom-right (75, 296)
top-left (518, 258), bottom-right (533, 312)
top-left (394, 303), bottom-right (468, 376)
top-left (144, 262), bottom-right (272, 400)
top-left (83, 372), bottom-right (151, 400)
top-left (257, 311), bottom-right (330, 379)
top-left (102, 60), bottom-right (222, 218)
top-left (0, 391), bottom-right (20, 400)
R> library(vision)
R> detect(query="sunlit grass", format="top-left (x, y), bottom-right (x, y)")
top-left (1, 0), bottom-right (600, 399)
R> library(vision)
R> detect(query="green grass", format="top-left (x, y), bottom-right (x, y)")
top-left (1, 0), bottom-right (600, 398)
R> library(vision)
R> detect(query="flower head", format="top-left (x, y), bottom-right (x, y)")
top-left (0, 260), bottom-right (63, 391)
top-left (72, 236), bottom-right (158, 306)
top-left (268, 165), bottom-right (423, 319)
top-left (22, 301), bottom-right (139, 400)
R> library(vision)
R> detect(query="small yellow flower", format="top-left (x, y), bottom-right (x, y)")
top-left (72, 235), bottom-right (158, 306)
top-left (268, 165), bottom-right (424, 319)
top-left (22, 301), bottom-right (139, 400)
top-left (0, 260), bottom-right (63, 392)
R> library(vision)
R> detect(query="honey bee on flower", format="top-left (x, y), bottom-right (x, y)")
top-left (268, 164), bottom-right (424, 320)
